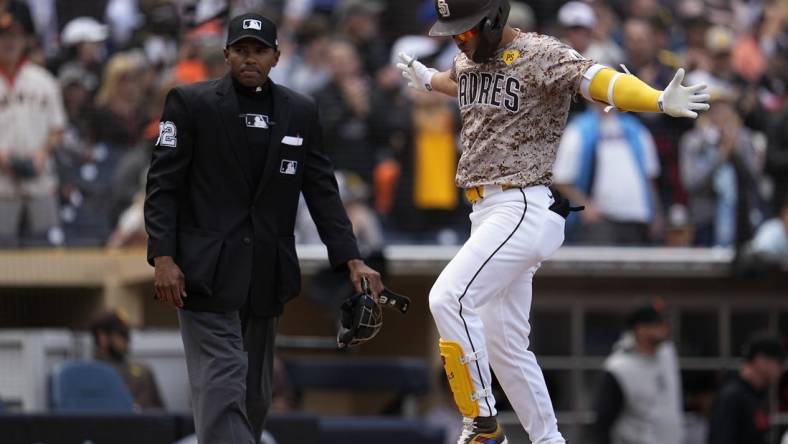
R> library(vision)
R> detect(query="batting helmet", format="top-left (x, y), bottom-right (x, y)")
top-left (429, 0), bottom-right (510, 63)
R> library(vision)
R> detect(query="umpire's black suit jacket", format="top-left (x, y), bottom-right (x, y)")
top-left (144, 74), bottom-right (360, 316)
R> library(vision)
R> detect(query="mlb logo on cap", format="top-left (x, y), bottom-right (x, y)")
top-left (227, 13), bottom-right (278, 49)
top-left (243, 19), bottom-right (261, 30)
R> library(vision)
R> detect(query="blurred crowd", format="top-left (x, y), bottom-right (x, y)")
top-left (0, 0), bottom-right (786, 265)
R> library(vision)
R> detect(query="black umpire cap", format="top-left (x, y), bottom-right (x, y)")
top-left (226, 13), bottom-right (278, 49)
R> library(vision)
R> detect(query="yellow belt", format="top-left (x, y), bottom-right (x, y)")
top-left (463, 185), bottom-right (516, 204)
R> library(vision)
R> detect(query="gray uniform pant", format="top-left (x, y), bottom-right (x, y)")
top-left (178, 308), bottom-right (278, 444)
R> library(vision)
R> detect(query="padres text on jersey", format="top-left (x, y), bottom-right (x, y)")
top-left (457, 72), bottom-right (521, 113)
top-left (450, 32), bottom-right (595, 189)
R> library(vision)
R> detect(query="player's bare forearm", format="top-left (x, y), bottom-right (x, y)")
top-left (431, 71), bottom-right (458, 97)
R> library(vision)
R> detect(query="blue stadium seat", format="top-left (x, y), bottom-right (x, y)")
top-left (49, 360), bottom-right (134, 412)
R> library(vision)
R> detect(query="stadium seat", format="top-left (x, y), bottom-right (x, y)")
top-left (284, 357), bottom-right (430, 416)
top-left (49, 360), bottom-right (134, 412)
top-left (284, 357), bottom-right (429, 394)
top-left (319, 417), bottom-right (444, 444)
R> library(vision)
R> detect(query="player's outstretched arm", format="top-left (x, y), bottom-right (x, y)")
top-left (396, 52), bottom-right (458, 97)
top-left (580, 65), bottom-right (710, 118)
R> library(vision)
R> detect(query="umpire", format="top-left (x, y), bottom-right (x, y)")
top-left (144, 12), bottom-right (383, 444)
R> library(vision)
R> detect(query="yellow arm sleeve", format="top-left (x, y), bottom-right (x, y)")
top-left (587, 66), bottom-right (663, 113)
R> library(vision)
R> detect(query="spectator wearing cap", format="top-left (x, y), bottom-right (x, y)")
top-left (592, 305), bottom-right (684, 444)
top-left (90, 309), bottom-right (164, 410)
top-left (558, 1), bottom-right (623, 116)
top-left (54, 0), bottom-right (110, 34)
top-left (679, 78), bottom-right (763, 247)
top-left (708, 336), bottom-right (785, 444)
top-left (557, 1), bottom-right (596, 56)
top-left (0, 6), bottom-right (66, 247)
top-left (53, 16), bottom-right (108, 93)
top-left (559, 1), bottom-right (624, 81)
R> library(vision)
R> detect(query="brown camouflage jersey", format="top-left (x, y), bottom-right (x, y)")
top-left (450, 31), bottom-right (595, 188)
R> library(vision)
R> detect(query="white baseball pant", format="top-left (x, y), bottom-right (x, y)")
top-left (429, 184), bottom-right (566, 444)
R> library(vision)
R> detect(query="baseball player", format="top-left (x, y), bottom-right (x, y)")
top-left (396, 1), bottom-right (709, 443)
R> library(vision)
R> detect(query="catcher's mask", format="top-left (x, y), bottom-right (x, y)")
top-left (337, 278), bottom-right (383, 349)
top-left (428, 0), bottom-right (511, 63)
top-left (336, 278), bottom-right (411, 349)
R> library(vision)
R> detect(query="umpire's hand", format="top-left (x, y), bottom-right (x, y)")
top-left (347, 259), bottom-right (383, 299)
top-left (153, 256), bottom-right (187, 308)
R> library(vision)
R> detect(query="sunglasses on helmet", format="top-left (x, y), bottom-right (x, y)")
top-left (453, 27), bottom-right (479, 43)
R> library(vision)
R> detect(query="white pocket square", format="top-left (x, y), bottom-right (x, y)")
top-left (281, 136), bottom-right (303, 146)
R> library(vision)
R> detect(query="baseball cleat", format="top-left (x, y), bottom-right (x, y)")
top-left (456, 416), bottom-right (508, 444)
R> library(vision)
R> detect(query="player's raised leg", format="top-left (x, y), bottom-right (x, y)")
top-left (429, 187), bottom-right (557, 443)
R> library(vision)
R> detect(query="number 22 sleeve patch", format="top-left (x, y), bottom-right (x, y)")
top-left (156, 121), bottom-right (177, 148)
